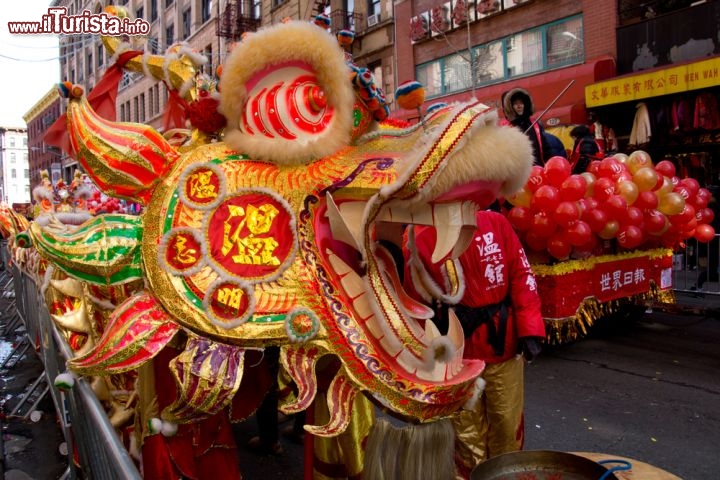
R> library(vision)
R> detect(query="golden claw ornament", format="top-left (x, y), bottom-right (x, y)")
top-left (29, 19), bottom-right (534, 439)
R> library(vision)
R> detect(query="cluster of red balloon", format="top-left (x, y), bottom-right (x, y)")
top-left (506, 151), bottom-right (716, 261)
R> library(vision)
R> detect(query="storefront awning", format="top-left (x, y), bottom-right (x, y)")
top-left (394, 57), bottom-right (616, 125)
top-left (585, 56), bottom-right (720, 108)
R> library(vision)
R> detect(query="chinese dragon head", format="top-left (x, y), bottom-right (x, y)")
top-left (27, 14), bottom-right (533, 459)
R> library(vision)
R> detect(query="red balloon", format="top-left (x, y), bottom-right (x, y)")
top-left (566, 220), bottom-right (592, 246)
top-left (573, 234), bottom-right (600, 257)
top-left (681, 178), bottom-right (700, 197)
top-left (655, 159), bottom-right (676, 178)
top-left (530, 213), bottom-right (557, 238)
top-left (547, 234), bottom-right (572, 260)
top-left (673, 186), bottom-right (691, 201)
top-left (695, 207), bottom-right (715, 225)
top-left (507, 206), bottom-right (533, 231)
top-left (669, 203), bottom-right (696, 227)
top-left (695, 224), bottom-right (716, 243)
top-left (580, 197), bottom-right (599, 212)
top-left (583, 208), bottom-right (609, 233)
top-left (586, 160), bottom-right (602, 176)
top-left (694, 188), bottom-right (712, 209)
top-left (527, 165), bottom-right (546, 193)
top-left (622, 206), bottom-right (644, 230)
top-left (634, 190), bottom-right (659, 211)
top-left (593, 177), bottom-right (616, 201)
top-left (645, 210), bottom-right (669, 236)
top-left (597, 157), bottom-right (627, 180)
top-left (560, 175), bottom-right (588, 202)
top-left (617, 225), bottom-right (644, 249)
top-left (553, 201), bottom-right (581, 227)
top-left (524, 230), bottom-right (548, 251)
top-left (544, 156), bottom-right (572, 187)
top-left (531, 185), bottom-right (561, 213)
top-left (605, 194), bottom-right (629, 223)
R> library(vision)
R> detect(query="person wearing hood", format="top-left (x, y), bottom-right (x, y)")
top-left (502, 87), bottom-right (552, 166)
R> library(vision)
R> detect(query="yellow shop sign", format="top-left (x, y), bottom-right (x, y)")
top-left (585, 57), bottom-right (720, 108)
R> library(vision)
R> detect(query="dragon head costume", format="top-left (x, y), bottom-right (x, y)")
top-left (25, 13), bottom-right (534, 475)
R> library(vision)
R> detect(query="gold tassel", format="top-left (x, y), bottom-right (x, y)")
top-left (544, 281), bottom-right (675, 345)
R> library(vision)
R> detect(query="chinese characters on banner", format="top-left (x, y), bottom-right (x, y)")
top-left (585, 57), bottom-right (720, 108)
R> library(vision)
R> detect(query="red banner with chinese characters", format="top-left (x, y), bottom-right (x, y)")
top-left (534, 249), bottom-right (673, 319)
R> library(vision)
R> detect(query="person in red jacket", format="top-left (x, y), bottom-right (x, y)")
top-left (403, 210), bottom-right (546, 479)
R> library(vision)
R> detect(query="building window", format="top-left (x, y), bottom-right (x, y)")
top-left (203, 44), bottom-right (213, 75)
top-left (97, 43), bottom-right (104, 68)
top-left (11, 169), bottom-right (16, 179)
top-left (149, 36), bottom-right (159, 54)
top-left (202, 0), bottom-right (213, 23)
top-left (368, 0), bottom-right (380, 17)
top-left (10, 153), bottom-right (16, 162)
top-left (134, 97), bottom-right (139, 122)
top-left (416, 15), bottom-right (584, 98)
top-left (166, 0), bottom-right (174, 6)
top-left (86, 51), bottom-right (93, 77)
top-left (23, 152), bottom-right (27, 162)
top-left (183, 8), bottom-right (191, 38)
top-left (23, 138), bottom-right (27, 147)
top-left (139, 93), bottom-right (146, 122)
top-left (166, 24), bottom-right (174, 46)
top-left (153, 84), bottom-right (160, 115)
top-left (136, 6), bottom-right (144, 20)
top-left (24, 169), bottom-right (29, 179)
top-left (151, 0), bottom-right (158, 22)
top-left (545, 17), bottom-right (584, 68)
top-left (121, 104), bottom-right (126, 121)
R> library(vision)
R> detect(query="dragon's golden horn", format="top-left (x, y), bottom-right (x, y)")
top-left (60, 84), bottom-right (179, 205)
top-left (101, 6), bottom-right (203, 101)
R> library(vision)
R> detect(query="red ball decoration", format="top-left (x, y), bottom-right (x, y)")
top-left (544, 156), bottom-right (572, 187)
top-left (553, 201), bottom-right (581, 227)
top-left (582, 208), bottom-right (609, 233)
top-left (547, 234), bottom-right (572, 260)
top-left (695, 224), bottom-right (716, 243)
top-left (507, 206), bottom-right (533, 231)
top-left (560, 175), bottom-right (588, 202)
top-left (635, 190), bottom-right (659, 211)
top-left (526, 166), bottom-right (546, 193)
top-left (566, 220), bottom-right (592, 246)
top-left (654, 160), bottom-right (676, 178)
top-left (593, 177), bottom-right (616, 202)
top-left (530, 212), bottom-right (557, 238)
top-left (617, 225), bottom-right (644, 249)
top-left (530, 185), bottom-right (560, 213)
top-left (644, 209), bottom-right (669, 236)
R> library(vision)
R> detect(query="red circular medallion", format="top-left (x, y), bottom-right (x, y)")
top-left (205, 191), bottom-right (295, 282)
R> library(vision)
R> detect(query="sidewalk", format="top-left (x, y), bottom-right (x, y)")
top-left (0, 268), bottom-right (68, 480)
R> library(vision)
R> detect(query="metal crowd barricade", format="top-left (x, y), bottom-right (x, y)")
top-left (672, 233), bottom-right (720, 296)
top-left (10, 264), bottom-right (142, 480)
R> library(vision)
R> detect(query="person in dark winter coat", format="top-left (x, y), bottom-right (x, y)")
top-left (543, 131), bottom-right (568, 159)
top-left (569, 124), bottom-right (602, 174)
top-left (502, 87), bottom-right (552, 166)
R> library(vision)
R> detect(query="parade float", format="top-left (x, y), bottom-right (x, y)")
top-left (502, 152), bottom-right (715, 344)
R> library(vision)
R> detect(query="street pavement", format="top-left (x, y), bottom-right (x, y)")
top-left (2, 285), bottom-right (719, 479)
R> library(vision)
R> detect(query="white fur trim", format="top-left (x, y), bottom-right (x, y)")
top-left (462, 376), bottom-right (486, 410)
top-left (219, 21), bottom-right (354, 165)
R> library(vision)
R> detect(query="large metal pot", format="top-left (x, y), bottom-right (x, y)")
top-left (470, 450), bottom-right (626, 480)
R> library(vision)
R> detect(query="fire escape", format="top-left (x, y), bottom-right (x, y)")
top-left (217, 0), bottom-right (262, 42)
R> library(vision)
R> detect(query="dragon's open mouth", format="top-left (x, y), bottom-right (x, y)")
top-left (316, 192), bottom-right (487, 386)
